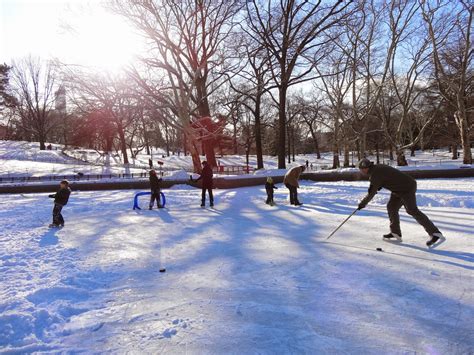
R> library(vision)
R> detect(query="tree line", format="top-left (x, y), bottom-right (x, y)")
top-left (0, 0), bottom-right (472, 170)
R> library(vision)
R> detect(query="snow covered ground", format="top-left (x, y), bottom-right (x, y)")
top-left (0, 141), bottom-right (144, 177)
top-left (1, 178), bottom-right (473, 353)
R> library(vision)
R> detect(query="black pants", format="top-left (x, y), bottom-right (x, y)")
top-left (202, 188), bottom-right (214, 205)
top-left (53, 203), bottom-right (64, 226)
top-left (285, 183), bottom-right (299, 204)
top-left (387, 186), bottom-right (440, 236)
top-left (266, 190), bottom-right (274, 204)
top-left (149, 189), bottom-right (161, 208)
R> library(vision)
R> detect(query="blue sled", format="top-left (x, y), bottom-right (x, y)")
top-left (133, 191), bottom-right (166, 210)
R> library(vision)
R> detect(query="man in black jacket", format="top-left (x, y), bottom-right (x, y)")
top-left (357, 158), bottom-right (444, 247)
top-left (194, 161), bottom-right (214, 207)
top-left (48, 180), bottom-right (71, 228)
top-left (149, 170), bottom-right (163, 210)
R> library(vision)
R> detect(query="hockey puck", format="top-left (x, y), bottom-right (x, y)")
top-left (376, 248), bottom-right (383, 252)
top-left (159, 268), bottom-right (166, 272)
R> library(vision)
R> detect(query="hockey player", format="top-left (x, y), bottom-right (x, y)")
top-left (265, 177), bottom-right (278, 206)
top-left (357, 158), bottom-right (445, 247)
top-left (283, 165), bottom-right (305, 205)
top-left (193, 161), bottom-right (214, 207)
top-left (149, 170), bottom-right (163, 210)
top-left (48, 180), bottom-right (71, 228)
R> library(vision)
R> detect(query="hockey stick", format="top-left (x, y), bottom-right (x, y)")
top-left (326, 208), bottom-right (358, 240)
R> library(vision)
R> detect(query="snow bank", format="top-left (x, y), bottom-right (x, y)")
top-left (163, 170), bottom-right (191, 181)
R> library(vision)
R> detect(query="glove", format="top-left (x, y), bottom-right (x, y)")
top-left (48, 194), bottom-right (55, 198)
top-left (358, 202), bottom-right (366, 210)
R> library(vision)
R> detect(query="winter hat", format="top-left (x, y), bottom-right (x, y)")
top-left (358, 158), bottom-right (373, 169)
top-left (60, 180), bottom-right (69, 186)
top-left (267, 177), bottom-right (273, 184)
top-left (150, 170), bottom-right (156, 175)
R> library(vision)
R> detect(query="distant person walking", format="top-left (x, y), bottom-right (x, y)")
top-left (194, 161), bottom-right (214, 207)
top-left (283, 165), bottom-right (305, 205)
top-left (148, 158), bottom-right (153, 169)
top-left (357, 158), bottom-right (445, 247)
top-left (48, 180), bottom-right (71, 228)
top-left (149, 170), bottom-right (163, 210)
top-left (306, 160), bottom-right (309, 169)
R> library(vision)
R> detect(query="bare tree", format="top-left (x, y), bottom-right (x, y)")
top-left (229, 43), bottom-right (272, 169)
top-left (245, 0), bottom-right (352, 168)
top-left (111, 0), bottom-right (242, 169)
top-left (64, 69), bottom-right (142, 164)
top-left (421, 0), bottom-right (473, 164)
top-left (9, 57), bottom-right (58, 150)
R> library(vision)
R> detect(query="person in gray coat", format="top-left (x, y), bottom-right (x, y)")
top-left (357, 158), bottom-right (445, 247)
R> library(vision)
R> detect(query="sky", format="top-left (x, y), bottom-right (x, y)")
top-left (0, 0), bottom-right (143, 71)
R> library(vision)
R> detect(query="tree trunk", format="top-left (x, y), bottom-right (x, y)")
top-left (233, 117), bottom-right (238, 155)
top-left (307, 124), bottom-right (321, 159)
top-left (291, 126), bottom-right (296, 162)
top-left (376, 142), bottom-right (380, 164)
top-left (143, 121), bottom-right (150, 155)
top-left (277, 86), bottom-right (287, 169)
top-left (183, 133), bottom-right (187, 156)
top-left (343, 142), bottom-right (350, 167)
top-left (254, 95), bottom-right (264, 169)
top-left (195, 73), bottom-right (217, 167)
top-left (287, 123), bottom-right (291, 164)
top-left (164, 123), bottom-right (170, 157)
top-left (332, 118), bottom-right (340, 169)
top-left (455, 111), bottom-right (472, 164)
top-left (184, 126), bottom-right (202, 173)
top-left (39, 138), bottom-right (46, 151)
top-left (117, 124), bottom-right (129, 164)
top-left (452, 143), bottom-right (458, 160)
top-left (360, 126), bottom-right (367, 159)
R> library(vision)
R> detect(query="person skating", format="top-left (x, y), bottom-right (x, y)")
top-left (357, 158), bottom-right (445, 247)
top-left (283, 165), bottom-right (305, 205)
top-left (149, 170), bottom-right (163, 210)
top-left (265, 177), bottom-right (278, 206)
top-left (48, 180), bottom-right (71, 228)
top-left (193, 161), bottom-right (214, 207)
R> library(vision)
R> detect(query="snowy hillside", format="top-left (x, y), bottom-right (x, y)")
top-left (0, 141), bottom-right (144, 177)
top-left (0, 179), bottom-right (472, 353)
top-left (1, 140), bottom-right (472, 180)
top-left (66, 145), bottom-right (473, 172)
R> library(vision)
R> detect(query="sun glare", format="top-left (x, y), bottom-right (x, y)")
top-left (61, 7), bottom-right (142, 72)
top-left (1, 1), bottom-right (143, 73)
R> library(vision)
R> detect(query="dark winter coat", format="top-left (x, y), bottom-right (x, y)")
top-left (265, 182), bottom-right (278, 194)
top-left (150, 174), bottom-right (162, 191)
top-left (197, 165), bottom-right (213, 189)
top-left (360, 165), bottom-right (416, 207)
top-left (49, 187), bottom-right (71, 206)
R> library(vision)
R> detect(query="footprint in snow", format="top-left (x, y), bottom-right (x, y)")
top-left (162, 328), bottom-right (178, 338)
